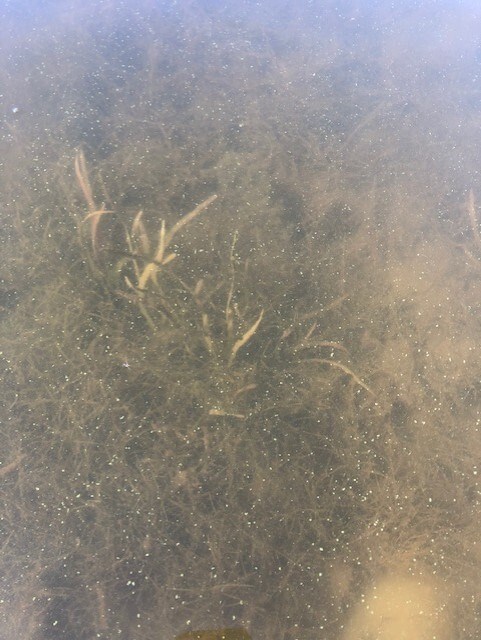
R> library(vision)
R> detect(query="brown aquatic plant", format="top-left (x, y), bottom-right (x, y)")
top-left (126, 194), bottom-right (218, 292)
top-left (228, 308), bottom-right (264, 366)
top-left (74, 150), bottom-right (112, 256)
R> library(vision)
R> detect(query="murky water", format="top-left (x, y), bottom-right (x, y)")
top-left (1, 1), bottom-right (481, 638)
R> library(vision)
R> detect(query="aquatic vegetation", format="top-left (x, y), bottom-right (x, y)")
top-left (75, 149), bottom-right (113, 256)
top-left (126, 194), bottom-right (218, 292)
top-left (3, 4), bottom-right (481, 639)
